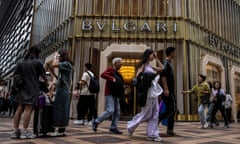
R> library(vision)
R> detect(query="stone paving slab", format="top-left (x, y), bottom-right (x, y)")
top-left (0, 115), bottom-right (240, 144)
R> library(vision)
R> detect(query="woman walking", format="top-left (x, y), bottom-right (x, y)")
top-left (127, 49), bottom-right (164, 142)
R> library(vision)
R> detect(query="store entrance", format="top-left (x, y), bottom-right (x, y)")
top-left (117, 58), bottom-right (140, 119)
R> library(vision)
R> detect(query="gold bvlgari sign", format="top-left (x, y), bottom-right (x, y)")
top-left (82, 20), bottom-right (177, 33)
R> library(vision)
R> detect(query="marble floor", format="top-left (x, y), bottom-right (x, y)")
top-left (0, 114), bottom-right (239, 144)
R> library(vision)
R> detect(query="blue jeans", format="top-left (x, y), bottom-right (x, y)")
top-left (95, 95), bottom-right (121, 129)
top-left (198, 104), bottom-right (207, 126)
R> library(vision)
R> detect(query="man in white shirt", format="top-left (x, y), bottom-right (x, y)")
top-left (73, 63), bottom-right (97, 125)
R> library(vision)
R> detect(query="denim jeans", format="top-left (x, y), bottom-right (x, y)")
top-left (95, 95), bottom-right (120, 129)
top-left (198, 104), bottom-right (207, 126)
top-left (206, 103), bottom-right (217, 122)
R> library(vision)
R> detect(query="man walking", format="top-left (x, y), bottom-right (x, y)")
top-left (92, 57), bottom-right (124, 134)
top-left (159, 47), bottom-right (177, 136)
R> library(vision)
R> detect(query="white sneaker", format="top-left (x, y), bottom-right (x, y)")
top-left (147, 136), bottom-right (163, 142)
top-left (203, 123), bottom-right (208, 128)
top-left (198, 126), bottom-right (204, 129)
top-left (52, 131), bottom-right (65, 136)
top-left (20, 130), bottom-right (36, 139)
top-left (73, 120), bottom-right (84, 125)
top-left (87, 121), bottom-right (92, 126)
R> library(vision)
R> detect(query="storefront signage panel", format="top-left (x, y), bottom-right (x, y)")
top-left (206, 35), bottom-right (240, 58)
top-left (186, 21), bottom-right (240, 60)
top-left (78, 18), bottom-right (182, 39)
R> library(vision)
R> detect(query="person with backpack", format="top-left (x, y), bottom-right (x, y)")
top-left (127, 49), bottom-right (164, 142)
top-left (92, 57), bottom-right (124, 134)
top-left (73, 63), bottom-right (98, 126)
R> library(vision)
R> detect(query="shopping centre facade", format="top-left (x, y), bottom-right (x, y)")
top-left (1, 0), bottom-right (240, 122)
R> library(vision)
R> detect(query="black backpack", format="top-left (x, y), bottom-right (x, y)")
top-left (86, 71), bottom-right (100, 93)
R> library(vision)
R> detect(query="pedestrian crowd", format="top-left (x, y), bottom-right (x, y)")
top-left (0, 46), bottom-right (234, 142)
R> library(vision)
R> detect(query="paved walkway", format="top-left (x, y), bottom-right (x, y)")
top-left (0, 115), bottom-right (239, 144)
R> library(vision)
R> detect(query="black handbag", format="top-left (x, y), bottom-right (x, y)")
top-left (200, 94), bottom-right (210, 104)
top-left (216, 89), bottom-right (226, 102)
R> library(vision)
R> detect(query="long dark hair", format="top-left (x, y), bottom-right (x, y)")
top-left (213, 81), bottom-right (221, 90)
top-left (59, 49), bottom-right (73, 65)
top-left (207, 81), bottom-right (213, 89)
top-left (138, 49), bottom-right (154, 67)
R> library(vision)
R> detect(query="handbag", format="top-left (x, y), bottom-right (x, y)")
top-left (216, 89), bottom-right (226, 102)
top-left (200, 94), bottom-right (210, 104)
top-left (159, 100), bottom-right (168, 126)
top-left (38, 94), bottom-right (46, 109)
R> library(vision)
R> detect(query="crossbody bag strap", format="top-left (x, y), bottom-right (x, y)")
top-left (86, 71), bottom-right (93, 78)
top-left (86, 71), bottom-right (93, 87)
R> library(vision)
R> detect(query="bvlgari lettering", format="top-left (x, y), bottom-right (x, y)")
top-left (82, 20), bottom-right (177, 33)
top-left (207, 35), bottom-right (240, 57)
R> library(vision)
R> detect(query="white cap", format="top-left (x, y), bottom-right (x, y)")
top-left (112, 57), bottom-right (122, 65)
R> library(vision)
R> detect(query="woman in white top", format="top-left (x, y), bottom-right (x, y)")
top-left (127, 49), bottom-right (164, 142)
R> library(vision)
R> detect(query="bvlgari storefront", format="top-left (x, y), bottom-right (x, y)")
top-left (32, 0), bottom-right (240, 122)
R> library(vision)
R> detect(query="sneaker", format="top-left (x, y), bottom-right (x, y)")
top-left (109, 128), bottom-right (122, 134)
top-left (92, 120), bottom-right (98, 132)
top-left (215, 122), bottom-right (220, 126)
top-left (52, 131), bottom-right (66, 137)
top-left (203, 123), bottom-right (208, 128)
top-left (11, 129), bottom-right (21, 139)
top-left (147, 136), bottom-right (163, 142)
top-left (84, 121), bottom-right (92, 126)
top-left (198, 124), bottom-right (207, 129)
top-left (73, 120), bottom-right (84, 125)
top-left (223, 125), bottom-right (229, 129)
top-left (20, 130), bottom-right (36, 139)
top-left (208, 123), bottom-right (213, 128)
